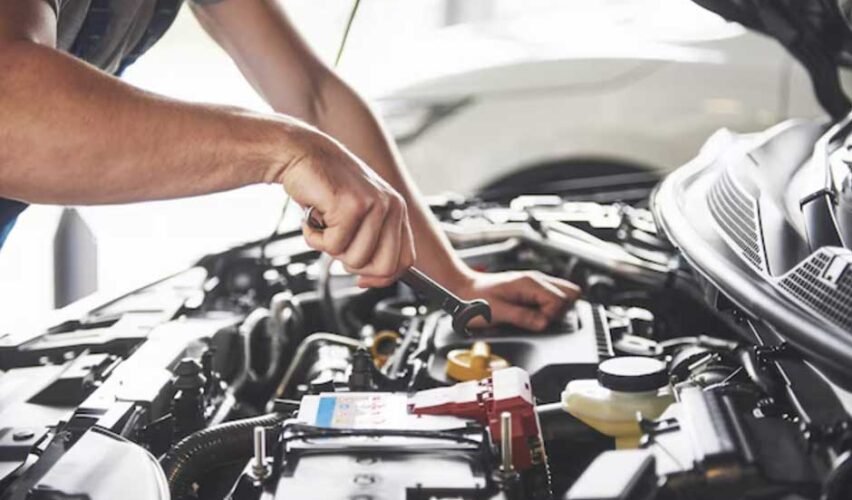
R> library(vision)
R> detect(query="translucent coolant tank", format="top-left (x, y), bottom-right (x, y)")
top-left (561, 356), bottom-right (674, 448)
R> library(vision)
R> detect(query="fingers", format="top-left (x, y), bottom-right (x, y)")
top-left (345, 192), bottom-right (404, 273)
top-left (305, 192), bottom-right (414, 289)
top-left (339, 196), bottom-right (389, 269)
top-left (356, 201), bottom-right (416, 286)
top-left (492, 300), bottom-right (550, 332)
top-left (508, 272), bottom-right (571, 320)
top-left (284, 136), bottom-right (415, 288)
top-left (544, 275), bottom-right (582, 302)
top-left (302, 194), bottom-right (365, 257)
top-left (462, 271), bottom-right (583, 332)
top-left (302, 220), bottom-right (326, 252)
top-left (361, 194), bottom-right (403, 277)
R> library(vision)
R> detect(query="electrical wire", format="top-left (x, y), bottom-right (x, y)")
top-left (261, 194), bottom-right (292, 264)
top-left (335, 0), bottom-right (362, 67)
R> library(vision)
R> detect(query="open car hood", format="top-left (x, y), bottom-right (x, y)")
top-left (694, 0), bottom-right (852, 118)
top-left (653, 116), bottom-right (852, 386)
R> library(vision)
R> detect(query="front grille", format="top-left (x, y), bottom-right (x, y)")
top-left (778, 249), bottom-right (852, 332)
top-left (708, 169), bottom-right (766, 272)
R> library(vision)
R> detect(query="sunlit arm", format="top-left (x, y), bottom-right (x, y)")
top-left (0, 0), bottom-right (320, 206)
top-left (192, 0), bottom-right (473, 290)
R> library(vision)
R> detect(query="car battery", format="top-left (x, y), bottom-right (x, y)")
top-left (261, 392), bottom-right (486, 500)
top-left (256, 368), bottom-right (549, 500)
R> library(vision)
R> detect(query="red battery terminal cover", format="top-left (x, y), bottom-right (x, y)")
top-left (410, 367), bottom-right (544, 471)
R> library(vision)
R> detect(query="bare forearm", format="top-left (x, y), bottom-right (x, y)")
top-left (0, 41), bottom-right (308, 205)
top-left (308, 75), bottom-right (470, 286)
top-left (192, 0), bottom-right (469, 286)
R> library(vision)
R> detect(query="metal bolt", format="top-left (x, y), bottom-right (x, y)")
top-left (500, 411), bottom-right (513, 472)
top-left (251, 426), bottom-right (269, 480)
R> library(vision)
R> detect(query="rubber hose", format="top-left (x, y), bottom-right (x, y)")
top-left (160, 413), bottom-right (285, 499)
top-left (824, 450), bottom-right (852, 500)
top-left (735, 346), bottom-right (778, 396)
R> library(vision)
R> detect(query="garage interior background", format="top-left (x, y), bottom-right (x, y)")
top-left (0, 0), bottom-right (824, 330)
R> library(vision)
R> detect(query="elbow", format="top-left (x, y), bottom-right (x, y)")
top-left (306, 69), bottom-right (335, 126)
top-left (267, 66), bottom-right (336, 128)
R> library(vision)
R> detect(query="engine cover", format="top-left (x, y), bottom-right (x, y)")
top-left (428, 300), bottom-right (615, 401)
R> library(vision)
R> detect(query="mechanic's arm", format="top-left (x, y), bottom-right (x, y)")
top-left (0, 0), bottom-right (413, 282)
top-left (193, 0), bottom-right (580, 330)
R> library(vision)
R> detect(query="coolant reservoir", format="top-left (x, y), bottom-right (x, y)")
top-left (561, 356), bottom-right (673, 448)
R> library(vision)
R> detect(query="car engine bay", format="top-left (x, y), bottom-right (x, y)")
top-left (2, 155), bottom-right (851, 500)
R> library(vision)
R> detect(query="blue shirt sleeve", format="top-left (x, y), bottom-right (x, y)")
top-left (0, 199), bottom-right (28, 250)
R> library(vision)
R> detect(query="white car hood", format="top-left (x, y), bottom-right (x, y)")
top-left (376, 0), bottom-right (748, 99)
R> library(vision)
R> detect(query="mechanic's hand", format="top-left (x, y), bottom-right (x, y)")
top-left (280, 133), bottom-right (416, 288)
top-left (453, 270), bottom-right (581, 332)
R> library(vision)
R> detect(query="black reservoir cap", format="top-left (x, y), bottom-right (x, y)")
top-left (597, 356), bottom-right (668, 393)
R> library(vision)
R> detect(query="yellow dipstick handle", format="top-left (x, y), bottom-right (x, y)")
top-left (469, 341), bottom-right (491, 372)
top-left (446, 341), bottom-right (510, 381)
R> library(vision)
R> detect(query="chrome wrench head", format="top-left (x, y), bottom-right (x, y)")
top-left (451, 298), bottom-right (492, 335)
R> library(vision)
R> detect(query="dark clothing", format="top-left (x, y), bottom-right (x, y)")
top-left (0, 0), bottom-right (223, 249)
top-left (0, 200), bottom-right (27, 249)
top-left (52, 0), bottom-right (192, 74)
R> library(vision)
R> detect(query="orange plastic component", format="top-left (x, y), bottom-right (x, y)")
top-left (370, 330), bottom-right (401, 367)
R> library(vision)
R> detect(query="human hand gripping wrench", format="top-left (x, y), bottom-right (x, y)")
top-left (303, 206), bottom-right (491, 335)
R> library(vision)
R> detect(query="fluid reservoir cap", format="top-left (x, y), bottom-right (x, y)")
top-left (446, 341), bottom-right (510, 382)
top-left (597, 356), bottom-right (668, 392)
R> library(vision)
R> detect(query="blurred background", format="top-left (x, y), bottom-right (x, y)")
top-left (0, 0), bottom-right (831, 330)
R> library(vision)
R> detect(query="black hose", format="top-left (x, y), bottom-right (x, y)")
top-left (160, 413), bottom-right (285, 499)
top-left (824, 450), bottom-right (852, 500)
top-left (735, 346), bottom-right (779, 396)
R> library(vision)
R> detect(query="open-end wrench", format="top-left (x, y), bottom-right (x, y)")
top-left (398, 267), bottom-right (491, 335)
top-left (303, 206), bottom-right (491, 335)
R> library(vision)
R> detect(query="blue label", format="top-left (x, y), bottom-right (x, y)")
top-left (315, 396), bottom-right (337, 428)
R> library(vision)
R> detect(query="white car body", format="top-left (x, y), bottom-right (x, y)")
top-left (376, 0), bottom-right (840, 195)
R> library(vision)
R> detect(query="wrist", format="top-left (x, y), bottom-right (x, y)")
top-left (254, 115), bottom-right (325, 185)
top-left (441, 262), bottom-right (479, 296)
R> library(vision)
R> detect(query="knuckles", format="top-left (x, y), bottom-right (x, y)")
top-left (344, 193), bottom-right (370, 216)
top-left (519, 274), bottom-right (540, 288)
top-left (388, 192), bottom-right (404, 210)
top-left (301, 180), bottom-right (413, 285)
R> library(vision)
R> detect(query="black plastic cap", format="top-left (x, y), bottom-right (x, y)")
top-left (597, 356), bottom-right (668, 393)
top-left (173, 358), bottom-right (206, 390)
